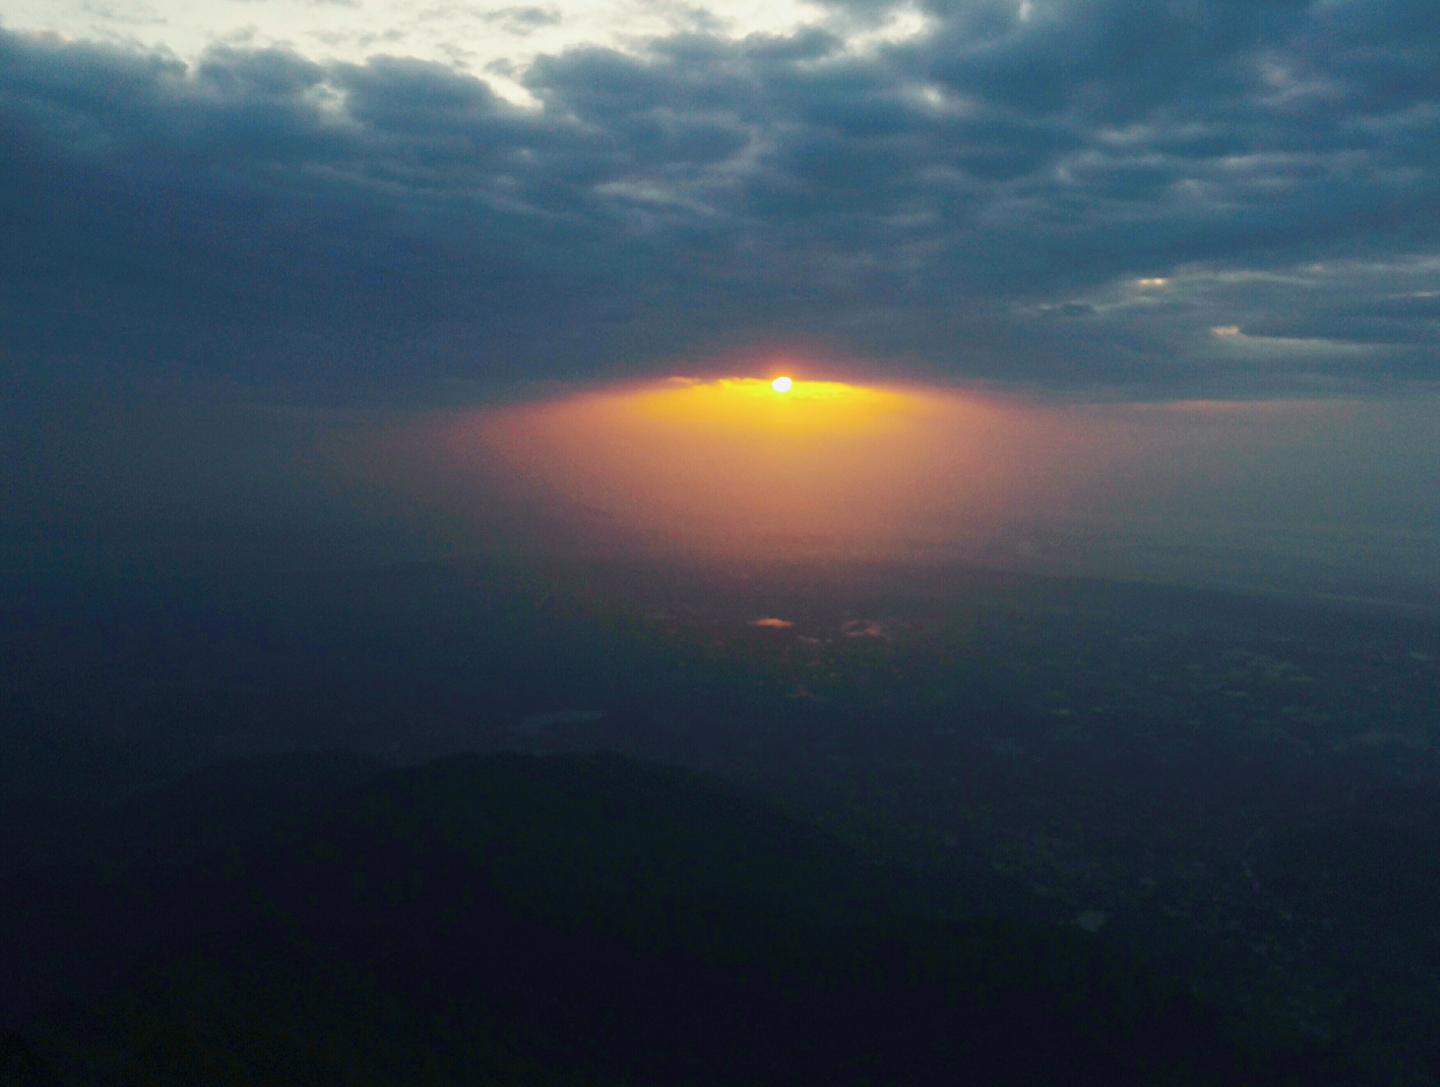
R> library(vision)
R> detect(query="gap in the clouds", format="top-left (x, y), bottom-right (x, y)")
top-left (333, 367), bottom-right (1440, 609)
top-left (3, 0), bottom-right (936, 110)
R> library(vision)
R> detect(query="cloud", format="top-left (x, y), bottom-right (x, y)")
top-left (481, 6), bottom-right (563, 34)
top-left (0, 0), bottom-right (1437, 406)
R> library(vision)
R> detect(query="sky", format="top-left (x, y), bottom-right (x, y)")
top-left (2, 0), bottom-right (1437, 591)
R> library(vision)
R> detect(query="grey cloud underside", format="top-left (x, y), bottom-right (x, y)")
top-left (2, 0), bottom-right (1438, 400)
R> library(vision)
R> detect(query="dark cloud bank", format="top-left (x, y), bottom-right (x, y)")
top-left (2, 0), bottom-right (1438, 403)
top-left (2, 3), bottom-right (1438, 583)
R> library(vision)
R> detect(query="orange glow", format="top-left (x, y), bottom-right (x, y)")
top-left (340, 379), bottom-right (1440, 584)
top-left (428, 374), bottom-right (1087, 560)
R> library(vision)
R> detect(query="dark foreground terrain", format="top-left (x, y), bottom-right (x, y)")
top-left (3, 751), bottom-right (1330, 1086)
top-left (3, 557), bottom-right (1438, 1083)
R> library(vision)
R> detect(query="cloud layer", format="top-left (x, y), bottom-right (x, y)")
top-left (2, 0), bottom-right (1438, 401)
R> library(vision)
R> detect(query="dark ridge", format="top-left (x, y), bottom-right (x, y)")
top-left (10, 751), bottom-right (1337, 1085)
top-left (0, 1032), bottom-right (61, 1087)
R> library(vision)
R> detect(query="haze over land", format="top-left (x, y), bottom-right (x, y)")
top-left (3, 2), bottom-right (1440, 1083)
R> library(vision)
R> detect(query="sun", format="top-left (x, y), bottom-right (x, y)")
top-left (771, 376), bottom-right (793, 394)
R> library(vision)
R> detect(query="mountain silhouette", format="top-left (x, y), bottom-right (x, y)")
top-left (4, 751), bottom-right (1333, 1085)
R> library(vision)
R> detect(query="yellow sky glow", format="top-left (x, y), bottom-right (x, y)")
top-left (430, 374), bottom-right (1067, 559)
top-left (341, 373), bottom-right (1438, 582)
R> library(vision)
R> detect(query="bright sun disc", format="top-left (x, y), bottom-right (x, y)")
top-left (771, 376), bottom-right (793, 393)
